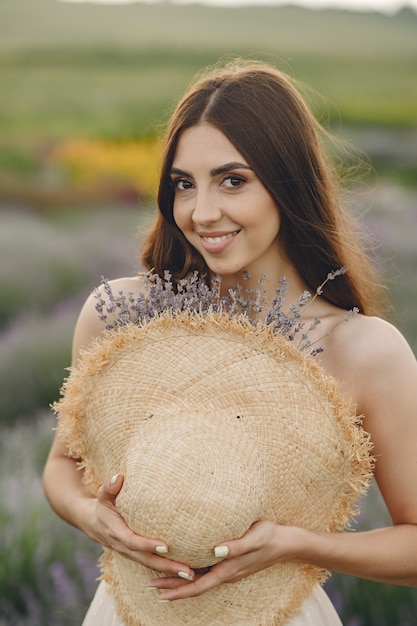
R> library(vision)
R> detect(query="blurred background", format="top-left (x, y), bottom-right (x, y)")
top-left (0, 0), bottom-right (416, 623)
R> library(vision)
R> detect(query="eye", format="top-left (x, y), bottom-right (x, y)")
top-left (222, 174), bottom-right (246, 189)
top-left (171, 178), bottom-right (193, 191)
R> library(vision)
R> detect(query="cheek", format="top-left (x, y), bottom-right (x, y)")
top-left (172, 202), bottom-right (194, 243)
top-left (255, 201), bottom-right (281, 239)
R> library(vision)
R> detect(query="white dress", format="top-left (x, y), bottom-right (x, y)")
top-left (82, 581), bottom-right (342, 625)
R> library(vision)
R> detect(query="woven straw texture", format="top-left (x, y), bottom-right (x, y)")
top-left (55, 311), bottom-right (373, 626)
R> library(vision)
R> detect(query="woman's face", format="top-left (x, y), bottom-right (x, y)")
top-left (171, 123), bottom-right (282, 285)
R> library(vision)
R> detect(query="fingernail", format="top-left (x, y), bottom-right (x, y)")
top-left (155, 545), bottom-right (168, 554)
top-left (147, 586), bottom-right (158, 591)
top-left (178, 571), bottom-right (194, 581)
top-left (110, 473), bottom-right (120, 485)
top-left (159, 599), bottom-right (170, 603)
top-left (214, 546), bottom-right (229, 558)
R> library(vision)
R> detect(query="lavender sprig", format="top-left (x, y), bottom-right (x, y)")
top-left (94, 270), bottom-right (224, 331)
top-left (94, 268), bottom-right (358, 355)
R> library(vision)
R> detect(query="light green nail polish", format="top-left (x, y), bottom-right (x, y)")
top-left (178, 571), bottom-right (193, 581)
top-left (155, 545), bottom-right (168, 554)
top-left (110, 473), bottom-right (120, 485)
top-left (214, 546), bottom-right (229, 558)
top-left (159, 599), bottom-right (170, 603)
top-left (147, 587), bottom-right (158, 591)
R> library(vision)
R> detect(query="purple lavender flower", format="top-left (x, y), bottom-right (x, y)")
top-left (93, 268), bottom-right (356, 355)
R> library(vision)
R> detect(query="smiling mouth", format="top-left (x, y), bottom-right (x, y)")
top-left (200, 231), bottom-right (240, 244)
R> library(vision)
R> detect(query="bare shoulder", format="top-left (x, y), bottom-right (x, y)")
top-left (335, 316), bottom-right (417, 525)
top-left (72, 275), bottom-right (145, 363)
top-left (320, 312), bottom-right (417, 413)
top-left (334, 313), bottom-right (415, 371)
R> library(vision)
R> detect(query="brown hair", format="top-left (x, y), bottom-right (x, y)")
top-left (142, 59), bottom-right (385, 316)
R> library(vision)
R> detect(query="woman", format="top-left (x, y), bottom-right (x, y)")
top-left (43, 59), bottom-right (417, 624)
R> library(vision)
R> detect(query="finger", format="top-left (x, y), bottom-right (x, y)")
top-left (104, 520), bottom-right (171, 561)
top-left (96, 474), bottom-right (170, 556)
top-left (213, 521), bottom-right (268, 559)
top-left (95, 476), bottom-right (195, 580)
top-left (98, 473), bottom-right (124, 501)
top-left (148, 567), bottom-right (211, 589)
top-left (212, 535), bottom-right (254, 561)
top-left (157, 568), bottom-right (224, 601)
top-left (103, 524), bottom-right (194, 579)
top-left (126, 552), bottom-right (195, 578)
top-left (148, 575), bottom-right (195, 590)
top-left (100, 526), bottom-right (193, 576)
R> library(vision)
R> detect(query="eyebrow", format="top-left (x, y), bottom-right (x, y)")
top-left (170, 162), bottom-right (253, 178)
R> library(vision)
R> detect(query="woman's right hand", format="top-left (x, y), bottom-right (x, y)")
top-left (88, 473), bottom-right (195, 581)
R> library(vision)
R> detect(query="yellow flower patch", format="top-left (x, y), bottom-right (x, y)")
top-left (52, 138), bottom-right (162, 198)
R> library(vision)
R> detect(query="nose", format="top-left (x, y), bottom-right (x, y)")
top-left (192, 188), bottom-right (223, 226)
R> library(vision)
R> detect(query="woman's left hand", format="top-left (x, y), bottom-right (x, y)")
top-left (148, 520), bottom-right (300, 601)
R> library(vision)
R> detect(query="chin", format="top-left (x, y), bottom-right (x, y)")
top-left (207, 266), bottom-right (246, 279)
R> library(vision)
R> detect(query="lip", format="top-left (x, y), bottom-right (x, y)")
top-left (197, 230), bottom-right (240, 254)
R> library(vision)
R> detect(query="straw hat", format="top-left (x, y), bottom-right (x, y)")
top-left (55, 308), bottom-right (373, 626)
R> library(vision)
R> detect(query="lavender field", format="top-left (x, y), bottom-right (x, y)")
top-left (1, 175), bottom-right (417, 624)
top-left (0, 203), bottom-right (152, 625)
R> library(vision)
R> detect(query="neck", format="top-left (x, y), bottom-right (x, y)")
top-left (217, 263), bottom-right (309, 313)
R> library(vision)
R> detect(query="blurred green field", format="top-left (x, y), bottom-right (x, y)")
top-left (1, 1), bottom-right (416, 206)
top-left (1, 1), bottom-right (417, 142)
top-left (2, 1), bottom-right (417, 57)
top-left (1, 48), bottom-right (417, 143)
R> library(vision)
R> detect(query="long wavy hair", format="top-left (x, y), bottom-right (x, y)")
top-left (142, 59), bottom-right (385, 315)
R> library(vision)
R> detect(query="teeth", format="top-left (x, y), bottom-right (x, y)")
top-left (203, 232), bottom-right (237, 243)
